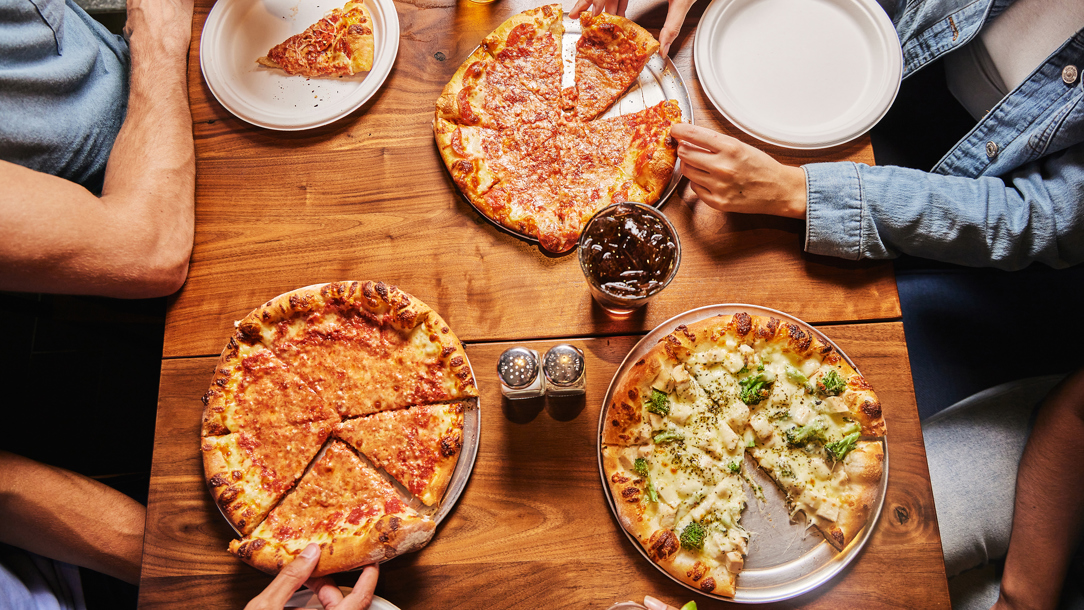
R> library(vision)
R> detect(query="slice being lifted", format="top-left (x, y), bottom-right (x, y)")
top-left (230, 441), bottom-right (435, 576)
top-left (563, 11), bottom-right (661, 121)
top-left (335, 402), bottom-right (467, 506)
top-left (257, 0), bottom-right (375, 77)
top-left (601, 312), bottom-right (886, 596)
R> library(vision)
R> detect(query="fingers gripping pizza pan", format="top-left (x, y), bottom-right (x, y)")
top-left (434, 6), bottom-right (694, 253)
top-left (201, 281), bottom-right (479, 576)
top-left (597, 304), bottom-right (889, 603)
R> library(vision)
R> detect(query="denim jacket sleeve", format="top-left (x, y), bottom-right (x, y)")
top-left (802, 142), bottom-right (1084, 270)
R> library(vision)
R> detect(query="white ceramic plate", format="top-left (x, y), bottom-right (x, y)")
top-left (598, 304), bottom-right (889, 603)
top-left (199, 0), bottom-right (400, 130)
top-left (694, 0), bottom-right (902, 149)
top-left (286, 591), bottom-right (400, 609)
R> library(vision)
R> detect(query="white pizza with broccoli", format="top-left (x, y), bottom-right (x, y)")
top-left (602, 312), bottom-right (886, 597)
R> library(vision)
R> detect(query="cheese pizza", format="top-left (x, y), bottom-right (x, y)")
top-left (201, 281), bottom-right (476, 575)
top-left (602, 312), bottom-right (886, 596)
top-left (434, 5), bottom-right (681, 253)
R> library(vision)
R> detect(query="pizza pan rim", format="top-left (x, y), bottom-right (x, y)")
top-left (205, 281), bottom-right (480, 568)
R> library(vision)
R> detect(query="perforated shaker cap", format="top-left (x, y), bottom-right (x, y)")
top-left (543, 344), bottom-right (584, 386)
top-left (497, 347), bottom-right (540, 389)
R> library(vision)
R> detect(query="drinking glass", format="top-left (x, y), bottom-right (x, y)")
top-left (577, 202), bottom-right (681, 315)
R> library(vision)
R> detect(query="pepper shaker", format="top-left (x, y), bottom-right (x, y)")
top-left (497, 347), bottom-right (545, 399)
top-left (542, 344), bottom-right (586, 397)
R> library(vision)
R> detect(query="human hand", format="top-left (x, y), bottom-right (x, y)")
top-left (658, 0), bottom-right (697, 57)
top-left (643, 595), bottom-right (698, 610)
top-left (568, 0), bottom-right (629, 19)
top-left (671, 122), bottom-right (807, 219)
top-left (243, 544), bottom-right (380, 610)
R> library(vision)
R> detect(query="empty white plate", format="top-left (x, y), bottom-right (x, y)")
top-left (200, 0), bottom-right (400, 130)
top-left (694, 0), bottom-right (902, 149)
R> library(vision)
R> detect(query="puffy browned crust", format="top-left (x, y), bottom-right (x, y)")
top-left (819, 441), bottom-right (885, 550)
top-left (602, 445), bottom-right (649, 530)
top-left (480, 3), bottom-right (564, 58)
top-left (230, 512), bottom-right (435, 577)
top-left (433, 117), bottom-right (499, 203)
top-left (233, 281), bottom-right (477, 418)
top-left (258, 1), bottom-right (374, 77)
top-left (602, 447), bottom-right (738, 597)
top-left (571, 11), bottom-right (660, 121)
top-left (434, 48), bottom-right (493, 127)
top-left (602, 350), bottom-right (669, 445)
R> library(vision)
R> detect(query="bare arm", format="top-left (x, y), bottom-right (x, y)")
top-left (993, 368), bottom-right (1084, 610)
top-left (0, 0), bottom-right (195, 299)
top-left (0, 451), bottom-right (146, 585)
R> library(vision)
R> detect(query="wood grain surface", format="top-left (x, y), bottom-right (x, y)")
top-left (164, 0), bottom-right (897, 359)
top-left (139, 323), bottom-right (948, 609)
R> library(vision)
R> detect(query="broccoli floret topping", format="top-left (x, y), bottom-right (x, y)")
top-left (653, 429), bottom-right (684, 444)
top-left (736, 365), bottom-right (749, 376)
top-left (786, 366), bottom-right (808, 384)
top-left (679, 521), bottom-right (706, 550)
top-left (785, 421), bottom-right (827, 447)
top-left (633, 457), bottom-right (649, 478)
top-left (645, 481), bottom-right (659, 503)
top-left (756, 362), bottom-right (765, 372)
top-left (738, 374), bottom-right (772, 405)
top-left (817, 370), bottom-right (846, 396)
top-left (727, 461), bottom-right (740, 473)
top-left (826, 431), bottom-right (861, 462)
top-left (646, 388), bottom-right (670, 416)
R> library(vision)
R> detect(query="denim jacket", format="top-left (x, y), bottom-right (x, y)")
top-left (803, 0), bottom-right (1084, 269)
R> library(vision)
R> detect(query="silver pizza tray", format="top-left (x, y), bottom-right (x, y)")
top-left (596, 304), bottom-right (889, 603)
top-left (209, 331), bottom-right (480, 568)
top-left (452, 14), bottom-right (695, 248)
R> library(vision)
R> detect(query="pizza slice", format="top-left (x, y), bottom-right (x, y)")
top-left (234, 282), bottom-right (477, 419)
top-left (335, 402), bottom-right (466, 506)
top-left (229, 441), bottom-right (435, 576)
top-left (603, 441), bottom-right (748, 597)
top-left (201, 345), bottom-right (339, 535)
top-left (564, 12), bottom-right (660, 121)
top-left (257, 0), bottom-right (375, 77)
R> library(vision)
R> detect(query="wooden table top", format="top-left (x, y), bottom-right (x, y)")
top-left (142, 325), bottom-right (948, 609)
top-left (140, 0), bottom-right (945, 607)
top-left (164, 0), bottom-right (897, 359)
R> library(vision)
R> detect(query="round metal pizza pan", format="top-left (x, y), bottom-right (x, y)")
top-left (208, 284), bottom-right (480, 566)
top-left (452, 14), bottom-right (694, 250)
top-left (596, 304), bottom-right (889, 603)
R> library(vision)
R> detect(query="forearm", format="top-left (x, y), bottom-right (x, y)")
top-left (995, 369), bottom-right (1084, 610)
top-left (0, 0), bottom-right (195, 299)
top-left (99, 0), bottom-right (196, 291)
top-left (802, 145), bottom-right (1084, 269)
top-left (0, 451), bottom-right (146, 585)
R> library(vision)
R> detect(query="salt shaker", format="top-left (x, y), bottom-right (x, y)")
top-left (497, 347), bottom-right (545, 399)
top-left (542, 344), bottom-right (586, 397)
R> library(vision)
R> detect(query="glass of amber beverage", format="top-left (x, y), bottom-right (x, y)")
top-left (578, 202), bottom-right (681, 315)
